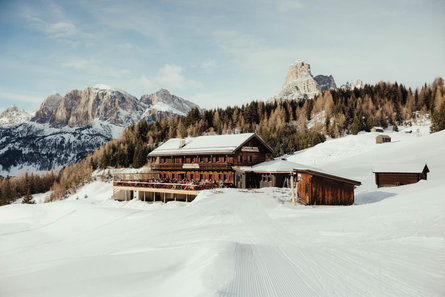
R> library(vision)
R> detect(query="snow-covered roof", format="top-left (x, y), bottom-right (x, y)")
top-left (237, 158), bottom-right (361, 185)
top-left (237, 158), bottom-right (318, 173)
top-left (148, 133), bottom-right (272, 156)
top-left (373, 163), bottom-right (429, 173)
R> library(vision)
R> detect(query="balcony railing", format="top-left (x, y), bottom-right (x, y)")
top-left (113, 180), bottom-right (228, 191)
top-left (152, 162), bottom-right (234, 171)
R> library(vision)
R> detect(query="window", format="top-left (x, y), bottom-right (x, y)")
top-left (209, 174), bottom-right (213, 180)
top-left (200, 174), bottom-right (203, 180)
top-left (224, 174), bottom-right (228, 181)
top-left (248, 155), bottom-right (252, 162)
top-left (237, 155), bottom-right (242, 162)
top-left (190, 173), bottom-right (194, 180)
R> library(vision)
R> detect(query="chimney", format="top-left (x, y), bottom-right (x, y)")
top-left (179, 139), bottom-right (186, 148)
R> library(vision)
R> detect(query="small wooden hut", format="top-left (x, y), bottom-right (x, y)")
top-left (376, 135), bottom-right (391, 144)
top-left (373, 164), bottom-right (429, 187)
top-left (292, 169), bottom-right (361, 205)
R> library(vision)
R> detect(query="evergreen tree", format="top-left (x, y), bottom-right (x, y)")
top-left (22, 189), bottom-right (34, 204)
top-left (351, 115), bottom-right (361, 135)
top-left (132, 142), bottom-right (148, 168)
top-left (431, 103), bottom-right (445, 133)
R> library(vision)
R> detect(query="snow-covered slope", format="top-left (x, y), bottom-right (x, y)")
top-left (0, 128), bottom-right (444, 296)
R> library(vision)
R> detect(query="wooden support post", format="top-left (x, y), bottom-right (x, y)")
top-left (186, 194), bottom-right (188, 202)
top-left (164, 192), bottom-right (166, 203)
top-left (290, 175), bottom-right (296, 206)
top-left (125, 190), bottom-right (127, 201)
top-left (144, 191), bottom-right (146, 202)
top-left (174, 193), bottom-right (176, 201)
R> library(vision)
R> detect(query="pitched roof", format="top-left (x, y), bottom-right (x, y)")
top-left (237, 158), bottom-right (319, 173)
top-left (373, 163), bottom-right (429, 173)
top-left (148, 133), bottom-right (273, 156)
top-left (294, 169), bottom-right (362, 186)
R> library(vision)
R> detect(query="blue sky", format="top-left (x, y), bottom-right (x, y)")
top-left (0, 0), bottom-right (444, 111)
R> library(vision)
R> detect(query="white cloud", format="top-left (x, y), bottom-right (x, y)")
top-left (45, 22), bottom-right (78, 38)
top-left (134, 76), bottom-right (157, 90)
top-left (201, 59), bottom-right (216, 70)
top-left (21, 4), bottom-right (79, 39)
top-left (157, 64), bottom-right (203, 90)
top-left (126, 65), bottom-right (204, 97)
top-left (0, 91), bottom-right (43, 105)
top-left (277, 1), bottom-right (304, 13)
top-left (60, 58), bottom-right (99, 70)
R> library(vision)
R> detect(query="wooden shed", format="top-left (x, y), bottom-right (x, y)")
top-left (373, 164), bottom-right (429, 187)
top-left (376, 135), bottom-right (391, 144)
top-left (292, 169), bottom-right (361, 205)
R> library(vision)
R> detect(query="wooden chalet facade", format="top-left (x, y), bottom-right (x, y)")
top-left (112, 133), bottom-right (363, 206)
top-left (292, 169), bottom-right (361, 205)
top-left (373, 164), bottom-right (429, 187)
top-left (148, 133), bottom-right (273, 186)
top-left (112, 133), bottom-right (273, 203)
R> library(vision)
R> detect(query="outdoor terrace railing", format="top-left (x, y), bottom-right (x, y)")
top-left (113, 180), bottom-right (223, 191)
top-left (152, 162), bottom-right (234, 170)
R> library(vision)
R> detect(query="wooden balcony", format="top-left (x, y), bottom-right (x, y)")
top-left (152, 162), bottom-right (234, 171)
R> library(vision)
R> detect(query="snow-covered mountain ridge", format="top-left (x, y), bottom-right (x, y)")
top-left (0, 86), bottom-right (199, 176)
top-left (0, 106), bottom-right (32, 128)
top-left (31, 86), bottom-right (199, 127)
top-left (0, 120), bottom-right (123, 176)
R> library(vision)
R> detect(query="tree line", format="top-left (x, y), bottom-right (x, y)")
top-left (0, 171), bottom-right (57, 205)
top-left (1, 77), bottom-right (444, 204)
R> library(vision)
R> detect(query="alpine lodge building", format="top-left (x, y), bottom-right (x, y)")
top-left (148, 133), bottom-right (273, 185)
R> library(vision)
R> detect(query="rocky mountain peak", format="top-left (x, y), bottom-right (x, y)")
top-left (282, 60), bottom-right (313, 88)
top-left (140, 89), bottom-right (199, 116)
top-left (314, 75), bottom-right (337, 92)
top-left (0, 105), bottom-right (32, 128)
top-left (340, 79), bottom-right (364, 90)
top-left (32, 93), bottom-right (63, 124)
top-left (274, 60), bottom-right (335, 101)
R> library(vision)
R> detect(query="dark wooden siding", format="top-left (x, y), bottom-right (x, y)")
top-left (375, 172), bottom-right (422, 187)
top-left (297, 172), bottom-right (355, 205)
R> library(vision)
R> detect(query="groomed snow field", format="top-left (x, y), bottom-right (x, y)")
top-left (1, 125), bottom-right (444, 297)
